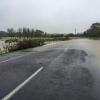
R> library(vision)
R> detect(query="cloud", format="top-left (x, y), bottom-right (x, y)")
top-left (0, 0), bottom-right (100, 33)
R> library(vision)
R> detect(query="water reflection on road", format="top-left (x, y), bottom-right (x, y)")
top-left (65, 39), bottom-right (100, 100)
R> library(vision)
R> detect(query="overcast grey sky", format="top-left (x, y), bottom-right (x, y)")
top-left (0, 0), bottom-right (100, 33)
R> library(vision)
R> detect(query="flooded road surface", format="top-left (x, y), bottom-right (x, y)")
top-left (0, 39), bottom-right (100, 100)
top-left (64, 39), bottom-right (100, 100)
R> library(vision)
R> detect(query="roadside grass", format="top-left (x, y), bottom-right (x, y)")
top-left (0, 49), bottom-right (6, 56)
top-left (4, 39), bottom-right (44, 52)
top-left (4, 36), bottom-right (70, 43)
top-left (0, 36), bottom-right (70, 55)
top-left (88, 37), bottom-right (100, 40)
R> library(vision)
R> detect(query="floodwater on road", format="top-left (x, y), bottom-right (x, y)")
top-left (64, 39), bottom-right (100, 66)
top-left (65, 39), bottom-right (100, 99)
top-left (0, 38), bottom-right (100, 100)
top-left (9, 39), bottom-right (100, 100)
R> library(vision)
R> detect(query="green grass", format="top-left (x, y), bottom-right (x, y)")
top-left (5, 39), bottom-right (44, 52)
top-left (0, 36), bottom-right (70, 54)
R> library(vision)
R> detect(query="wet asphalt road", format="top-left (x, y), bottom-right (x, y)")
top-left (0, 39), bottom-right (99, 100)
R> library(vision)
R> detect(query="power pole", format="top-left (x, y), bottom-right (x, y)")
top-left (75, 28), bottom-right (77, 34)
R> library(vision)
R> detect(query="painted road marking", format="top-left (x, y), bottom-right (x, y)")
top-left (0, 43), bottom-right (63, 64)
top-left (0, 43), bottom-right (53, 64)
top-left (0, 52), bottom-right (34, 64)
top-left (2, 67), bottom-right (43, 100)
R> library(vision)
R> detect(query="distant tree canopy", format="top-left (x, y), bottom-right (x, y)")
top-left (0, 28), bottom-right (68, 38)
top-left (67, 33), bottom-right (75, 37)
top-left (0, 28), bottom-right (45, 38)
top-left (6, 28), bottom-right (45, 38)
top-left (83, 22), bottom-right (100, 37)
top-left (0, 31), bottom-right (7, 37)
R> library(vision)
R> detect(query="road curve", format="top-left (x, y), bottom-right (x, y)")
top-left (0, 39), bottom-right (100, 100)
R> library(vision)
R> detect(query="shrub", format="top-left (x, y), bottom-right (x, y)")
top-left (6, 39), bottom-right (45, 52)
top-left (16, 39), bottom-right (44, 50)
top-left (5, 39), bottom-right (18, 43)
top-left (4, 37), bottom-right (69, 53)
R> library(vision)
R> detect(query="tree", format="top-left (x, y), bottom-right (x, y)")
top-left (7, 28), bottom-right (15, 38)
top-left (35, 30), bottom-right (44, 37)
top-left (83, 22), bottom-right (100, 37)
top-left (0, 31), bottom-right (7, 37)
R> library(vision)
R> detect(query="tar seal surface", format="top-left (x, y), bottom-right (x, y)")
top-left (11, 49), bottom-right (96, 100)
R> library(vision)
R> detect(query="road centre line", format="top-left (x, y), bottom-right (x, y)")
top-left (2, 67), bottom-right (43, 100)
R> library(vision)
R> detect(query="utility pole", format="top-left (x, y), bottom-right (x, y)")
top-left (75, 28), bottom-right (77, 34)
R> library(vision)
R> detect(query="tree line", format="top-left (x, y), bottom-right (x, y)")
top-left (0, 28), bottom-right (68, 38)
top-left (6, 28), bottom-right (45, 38)
top-left (1, 23), bottom-right (100, 38)
top-left (66, 22), bottom-right (100, 38)
top-left (83, 22), bottom-right (100, 37)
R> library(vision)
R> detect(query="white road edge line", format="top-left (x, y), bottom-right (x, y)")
top-left (0, 52), bottom-right (34, 64)
top-left (2, 67), bottom-right (43, 100)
